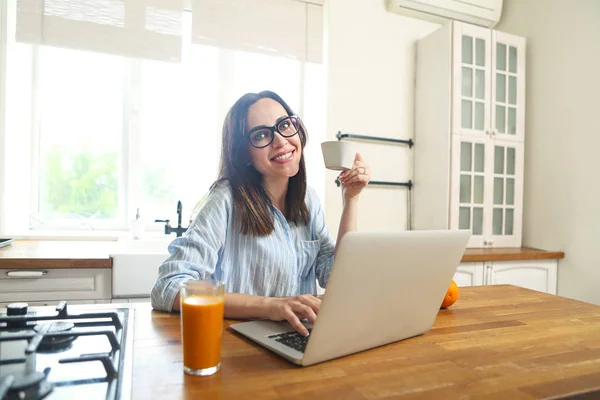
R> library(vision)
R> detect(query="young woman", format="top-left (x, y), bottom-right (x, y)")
top-left (151, 90), bottom-right (370, 335)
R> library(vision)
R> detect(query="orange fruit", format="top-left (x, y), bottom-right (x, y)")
top-left (440, 280), bottom-right (459, 309)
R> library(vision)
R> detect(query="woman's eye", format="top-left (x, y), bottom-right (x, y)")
top-left (279, 121), bottom-right (290, 130)
top-left (251, 130), bottom-right (269, 142)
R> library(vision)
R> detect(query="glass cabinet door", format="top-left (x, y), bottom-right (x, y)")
top-left (487, 140), bottom-right (524, 246)
top-left (451, 136), bottom-right (488, 247)
top-left (491, 31), bottom-right (526, 142)
top-left (453, 23), bottom-right (490, 136)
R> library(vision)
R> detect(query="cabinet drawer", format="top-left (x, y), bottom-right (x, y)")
top-left (0, 268), bottom-right (111, 303)
top-left (0, 299), bottom-right (112, 308)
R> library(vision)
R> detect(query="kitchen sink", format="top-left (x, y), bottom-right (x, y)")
top-left (110, 237), bottom-right (173, 299)
top-left (110, 237), bottom-right (326, 297)
top-left (113, 237), bottom-right (173, 253)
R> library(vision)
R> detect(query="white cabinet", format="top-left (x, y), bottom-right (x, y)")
top-left (453, 260), bottom-right (558, 295)
top-left (454, 262), bottom-right (484, 287)
top-left (484, 260), bottom-right (557, 295)
top-left (452, 23), bottom-right (526, 142)
top-left (414, 21), bottom-right (526, 248)
top-left (451, 136), bottom-right (524, 247)
top-left (110, 297), bottom-right (150, 303)
top-left (0, 268), bottom-right (112, 304)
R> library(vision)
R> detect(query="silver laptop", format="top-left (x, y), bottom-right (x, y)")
top-left (230, 229), bottom-right (470, 367)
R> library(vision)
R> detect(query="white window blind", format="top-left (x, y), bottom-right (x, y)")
top-left (191, 0), bottom-right (324, 63)
top-left (16, 0), bottom-right (183, 62)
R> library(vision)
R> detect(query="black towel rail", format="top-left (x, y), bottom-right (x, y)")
top-left (336, 131), bottom-right (413, 148)
top-left (335, 178), bottom-right (412, 190)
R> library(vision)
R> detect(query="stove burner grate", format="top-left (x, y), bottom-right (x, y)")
top-left (33, 322), bottom-right (76, 353)
top-left (0, 370), bottom-right (53, 400)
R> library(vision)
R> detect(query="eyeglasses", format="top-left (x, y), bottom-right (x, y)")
top-left (245, 115), bottom-right (300, 148)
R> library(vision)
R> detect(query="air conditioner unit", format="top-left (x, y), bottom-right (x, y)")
top-left (387, 0), bottom-right (503, 28)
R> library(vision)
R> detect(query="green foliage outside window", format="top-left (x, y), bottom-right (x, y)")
top-left (41, 146), bottom-right (119, 218)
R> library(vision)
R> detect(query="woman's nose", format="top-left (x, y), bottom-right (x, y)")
top-left (272, 132), bottom-right (288, 148)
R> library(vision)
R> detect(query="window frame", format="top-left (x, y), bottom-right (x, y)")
top-left (0, 6), bottom-right (325, 237)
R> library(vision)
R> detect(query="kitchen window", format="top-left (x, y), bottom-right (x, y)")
top-left (0, 3), bottom-right (326, 235)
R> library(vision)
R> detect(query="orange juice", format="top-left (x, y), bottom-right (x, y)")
top-left (181, 295), bottom-right (225, 371)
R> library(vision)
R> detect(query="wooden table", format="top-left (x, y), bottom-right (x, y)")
top-left (132, 285), bottom-right (600, 399)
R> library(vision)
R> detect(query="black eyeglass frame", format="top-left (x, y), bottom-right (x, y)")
top-left (244, 115), bottom-right (300, 149)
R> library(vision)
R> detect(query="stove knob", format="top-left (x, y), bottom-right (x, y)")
top-left (7, 302), bottom-right (28, 316)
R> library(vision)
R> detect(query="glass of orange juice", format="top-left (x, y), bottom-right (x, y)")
top-left (180, 280), bottom-right (225, 376)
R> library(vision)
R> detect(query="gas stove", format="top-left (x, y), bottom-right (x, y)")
top-left (0, 301), bottom-right (134, 400)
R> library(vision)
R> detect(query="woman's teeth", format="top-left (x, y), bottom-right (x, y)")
top-left (273, 152), bottom-right (292, 161)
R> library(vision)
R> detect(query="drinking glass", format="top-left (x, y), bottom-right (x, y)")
top-left (180, 280), bottom-right (225, 376)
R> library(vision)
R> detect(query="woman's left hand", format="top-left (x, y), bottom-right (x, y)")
top-left (338, 153), bottom-right (371, 201)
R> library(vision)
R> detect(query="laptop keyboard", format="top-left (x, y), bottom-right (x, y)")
top-left (268, 329), bottom-right (312, 353)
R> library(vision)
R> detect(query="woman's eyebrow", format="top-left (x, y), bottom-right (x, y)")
top-left (248, 115), bottom-right (289, 131)
top-left (275, 115), bottom-right (289, 123)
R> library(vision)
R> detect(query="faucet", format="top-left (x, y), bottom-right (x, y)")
top-left (155, 200), bottom-right (188, 237)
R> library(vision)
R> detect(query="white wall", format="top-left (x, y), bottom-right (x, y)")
top-left (324, 0), bottom-right (438, 237)
top-left (496, 0), bottom-right (600, 304)
top-left (0, 0), bottom-right (6, 234)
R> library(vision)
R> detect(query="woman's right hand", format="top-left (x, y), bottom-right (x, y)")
top-left (265, 294), bottom-right (321, 336)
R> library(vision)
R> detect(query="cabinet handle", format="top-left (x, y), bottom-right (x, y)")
top-left (6, 270), bottom-right (48, 278)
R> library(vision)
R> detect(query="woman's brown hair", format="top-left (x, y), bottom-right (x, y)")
top-left (214, 90), bottom-right (310, 236)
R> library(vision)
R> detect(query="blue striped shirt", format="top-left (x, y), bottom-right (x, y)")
top-left (150, 181), bottom-right (335, 312)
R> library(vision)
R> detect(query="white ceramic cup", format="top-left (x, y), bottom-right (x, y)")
top-left (320, 141), bottom-right (356, 171)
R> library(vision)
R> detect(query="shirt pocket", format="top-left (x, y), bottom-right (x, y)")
top-left (298, 240), bottom-right (320, 280)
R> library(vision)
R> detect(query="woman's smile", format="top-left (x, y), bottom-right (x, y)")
top-left (270, 149), bottom-right (295, 163)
